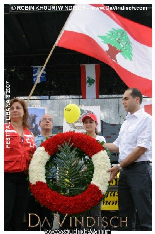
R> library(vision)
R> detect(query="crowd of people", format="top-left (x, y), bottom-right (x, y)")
top-left (4, 88), bottom-right (152, 231)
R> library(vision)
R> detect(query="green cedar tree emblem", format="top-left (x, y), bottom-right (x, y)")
top-left (86, 76), bottom-right (95, 87)
top-left (98, 28), bottom-right (133, 63)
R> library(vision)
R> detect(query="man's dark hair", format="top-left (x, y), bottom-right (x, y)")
top-left (127, 88), bottom-right (143, 104)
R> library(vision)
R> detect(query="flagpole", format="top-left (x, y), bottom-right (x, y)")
top-left (27, 7), bottom-right (75, 103)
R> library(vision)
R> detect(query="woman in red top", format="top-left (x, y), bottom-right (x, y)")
top-left (4, 98), bottom-right (36, 231)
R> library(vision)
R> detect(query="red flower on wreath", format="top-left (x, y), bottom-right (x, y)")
top-left (29, 132), bottom-right (110, 214)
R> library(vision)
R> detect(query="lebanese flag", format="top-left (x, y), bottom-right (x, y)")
top-left (57, 4), bottom-right (152, 97)
top-left (81, 64), bottom-right (100, 99)
top-left (141, 100), bottom-right (152, 115)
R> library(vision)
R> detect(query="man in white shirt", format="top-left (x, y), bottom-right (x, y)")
top-left (104, 88), bottom-right (152, 231)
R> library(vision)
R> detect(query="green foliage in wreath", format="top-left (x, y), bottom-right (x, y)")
top-left (45, 141), bottom-right (94, 196)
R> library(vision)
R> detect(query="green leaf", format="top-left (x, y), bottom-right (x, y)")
top-left (45, 140), bottom-right (94, 196)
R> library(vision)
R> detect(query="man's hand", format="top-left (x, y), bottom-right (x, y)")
top-left (107, 165), bottom-right (119, 182)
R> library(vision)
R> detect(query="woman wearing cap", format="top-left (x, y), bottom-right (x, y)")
top-left (82, 113), bottom-right (106, 143)
top-left (82, 113), bottom-right (106, 230)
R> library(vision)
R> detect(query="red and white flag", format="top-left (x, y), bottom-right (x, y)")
top-left (141, 100), bottom-right (152, 115)
top-left (57, 4), bottom-right (152, 97)
top-left (81, 64), bottom-right (100, 99)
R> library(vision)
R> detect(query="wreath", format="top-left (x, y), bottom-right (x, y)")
top-left (29, 132), bottom-right (111, 215)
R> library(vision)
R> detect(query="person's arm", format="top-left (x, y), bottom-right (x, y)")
top-left (120, 146), bottom-right (147, 168)
top-left (103, 143), bottom-right (119, 182)
top-left (107, 146), bottom-right (147, 181)
top-left (104, 143), bottom-right (119, 152)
